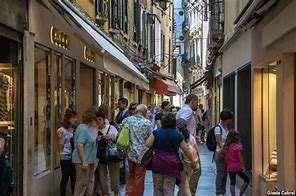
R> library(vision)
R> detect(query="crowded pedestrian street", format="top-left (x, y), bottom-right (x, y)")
top-left (0, 0), bottom-right (296, 196)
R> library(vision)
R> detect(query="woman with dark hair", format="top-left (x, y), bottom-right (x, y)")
top-left (154, 101), bottom-right (172, 128)
top-left (57, 110), bottom-right (78, 196)
top-left (95, 108), bottom-right (120, 196)
top-left (146, 113), bottom-right (198, 196)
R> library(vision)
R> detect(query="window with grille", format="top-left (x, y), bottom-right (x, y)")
top-left (110, 0), bottom-right (119, 29)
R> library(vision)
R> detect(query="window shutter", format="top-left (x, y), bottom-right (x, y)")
top-left (134, 2), bottom-right (141, 43)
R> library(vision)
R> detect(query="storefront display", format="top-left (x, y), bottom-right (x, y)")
top-left (64, 57), bottom-right (76, 110)
top-left (0, 29), bottom-right (23, 196)
top-left (261, 64), bottom-right (277, 180)
top-left (34, 46), bottom-right (52, 175)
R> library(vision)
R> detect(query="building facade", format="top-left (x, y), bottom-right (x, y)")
top-left (182, 0), bottom-right (209, 106)
top-left (71, 0), bottom-right (179, 106)
top-left (172, 0), bottom-right (186, 106)
top-left (207, 0), bottom-right (296, 195)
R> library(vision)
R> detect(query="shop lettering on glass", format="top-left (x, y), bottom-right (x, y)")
top-left (83, 46), bottom-right (96, 63)
top-left (50, 26), bottom-right (70, 49)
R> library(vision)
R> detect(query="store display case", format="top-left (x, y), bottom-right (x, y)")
top-left (257, 63), bottom-right (278, 195)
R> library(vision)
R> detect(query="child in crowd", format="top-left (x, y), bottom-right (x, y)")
top-left (224, 131), bottom-right (250, 196)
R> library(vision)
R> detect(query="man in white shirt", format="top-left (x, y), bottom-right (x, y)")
top-left (214, 110), bottom-right (234, 196)
top-left (176, 94), bottom-right (199, 137)
top-left (176, 94), bottom-right (200, 195)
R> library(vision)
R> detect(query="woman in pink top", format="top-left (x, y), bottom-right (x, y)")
top-left (225, 131), bottom-right (250, 196)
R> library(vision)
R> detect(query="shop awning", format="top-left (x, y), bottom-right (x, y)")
top-left (153, 78), bottom-right (183, 96)
top-left (190, 76), bottom-right (206, 89)
top-left (57, 0), bottom-right (149, 87)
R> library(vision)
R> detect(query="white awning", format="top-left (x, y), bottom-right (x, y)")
top-left (57, 0), bottom-right (149, 85)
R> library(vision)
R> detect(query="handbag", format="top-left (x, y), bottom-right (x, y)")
top-left (141, 147), bottom-right (154, 166)
top-left (97, 126), bottom-right (122, 163)
top-left (151, 131), bottom-right (183, 179)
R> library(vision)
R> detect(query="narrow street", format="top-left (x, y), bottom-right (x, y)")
top-left (1, 0), bottom-right (295, 195)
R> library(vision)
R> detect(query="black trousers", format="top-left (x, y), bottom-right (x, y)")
top-left (228, 170), bottom-right (250, 186)
top-left (60, 160), bottom-right (76, 196)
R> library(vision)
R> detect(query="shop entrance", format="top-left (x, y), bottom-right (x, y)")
top-left (0, 36), bottom-right (23, 195)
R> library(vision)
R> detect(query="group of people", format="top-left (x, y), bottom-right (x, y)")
top-left (56, 95), bottom-right (250, 196)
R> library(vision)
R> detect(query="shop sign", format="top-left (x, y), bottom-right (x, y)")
top-left (50, 26), bottom-right (70, 49)
top-left (83, 46), bottom-right (96, 63)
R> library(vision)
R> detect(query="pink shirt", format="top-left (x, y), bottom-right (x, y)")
top-left (226, 143), bottom-right (244, 172)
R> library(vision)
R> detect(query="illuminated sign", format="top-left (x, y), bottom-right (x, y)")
top-left (83, 46), bottom-right (96, 63)
top-left (50, 26), bottom-right (69, 49)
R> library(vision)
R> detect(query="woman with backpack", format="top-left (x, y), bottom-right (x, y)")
top-left (224, 131), bottom-right (250, 196)
top-left (57, 109), bottom-right (78, 196)
top-left (146, 113), bottom-right (198, 196)
top-left (96, 109), bottom-right (120, 196)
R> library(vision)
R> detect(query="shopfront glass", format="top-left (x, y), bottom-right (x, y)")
top-left (79, 64), bottom-right (94, 116)
top-left (34, 46), bottom-right (51, 175)
top-left (97, 72), bottom-right (102, 107)
top-left (53, 53), bottom-right (62, 168)
top-left (0, 36), bottom-right (22, 194)
top-left (64, 58), bottom-right (76, 110)
top-left (237, 66), bottom-right (252, 171)
top-left (261, 65), bottom-right (277, 180)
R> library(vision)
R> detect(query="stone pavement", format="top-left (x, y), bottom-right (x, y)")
top-left (120, 144), bottom-right (230, 196)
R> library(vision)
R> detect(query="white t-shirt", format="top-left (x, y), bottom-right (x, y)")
top-left (214, 123), bottom-right (229, 151)
top-left (99, 125), bottom-right (118, 141)
top-left (176, 104), bottom-right (197, 137)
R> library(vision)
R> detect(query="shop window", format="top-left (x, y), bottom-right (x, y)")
top-left (64, 58), bottom-right (76, 110)
top-left (97, 72), bottom-right (103, 107)
top-left (79, 64), bottom-right (94, 116)
top-left (237, 66), bottom-right (252, 171)
top-left (123, 81), bottom-right (134, 103)
top-left (138, 89), bottom-right (143, 104)
top-left (0, 37), bottom-right (18, 165)
top-left (53, 54), bottom-right (62, 168)
top-left (223, 73), bottom-right (235, 115)
top-left (34, 46), bottom-right (51, 175)
top-left (261, 65), bottom-right (277, 180)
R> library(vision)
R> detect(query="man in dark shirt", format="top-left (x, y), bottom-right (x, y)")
top-left (115, 98), bottom-right (129, 124)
